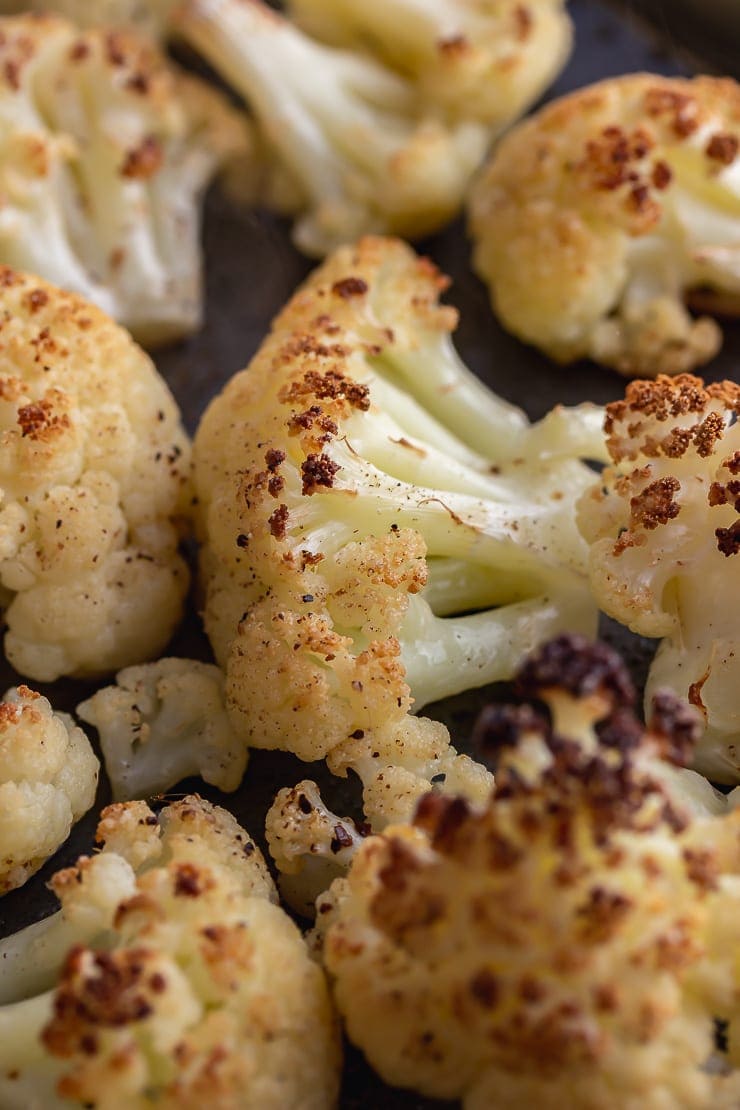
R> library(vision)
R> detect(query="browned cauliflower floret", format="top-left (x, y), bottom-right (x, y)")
top-left (317, 636), bottom-right (740, 1109)
top-left (469, 74), bottom-right (740, 377)
top-left (0, 796), bottom-right (340, 1109)
top-left (0, 684), bottom-right (98, 894)
top-left (0, 13), bottom-right (245, 345)
top-left (578, 374), bottom-right (740, 783)
top-left (0, 267), bottom-right (190, 681)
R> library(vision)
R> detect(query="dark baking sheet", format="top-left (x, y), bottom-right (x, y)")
top-left (1, 2), bottom-right (740, 1106)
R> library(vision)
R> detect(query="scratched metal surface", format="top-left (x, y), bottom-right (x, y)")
top-left (1, 2), bottom-right (739, 1107)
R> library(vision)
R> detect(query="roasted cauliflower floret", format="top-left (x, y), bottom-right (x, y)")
top-left (287, 0), bottom-right (572, 128)
top-left (0, 796), bottom-right (340, 1109)
top-left (77, 658), bottom-right (247, 801)
top-left (578, 374), bottom-right (740, 783)
top-left (469, 73), bottom-right (740, 376)
top-left (318, 635), bottom-right (740, 1108)
top-left (0, 267), bottom-right (190, 681)
top-left (0, 684), bottom-right (98, 895)
top-left (0, 13), bottom-right (245, 344)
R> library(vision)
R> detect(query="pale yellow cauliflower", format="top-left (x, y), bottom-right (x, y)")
top-left (0, 795), bottom-right (340, 1109)
top-left (0, 267), bottom-right (191, 681)
top-left (470, 73), bottom-right (740, 376)
top-left (318, 635), bottom-right (740, 1109)
top-left (0, 684), bottom-right (98, 894)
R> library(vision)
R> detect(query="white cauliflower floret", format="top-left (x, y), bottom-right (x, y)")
top-left (0, 684), bottom-right (98, 895)
top-left (578, 374), bottom-right (740, 783)
top-left (77, 658), bottom-right (247, 801)
top-left (287, 0), bottom-right (572, 128)
top-left (175, 0), bottom-right (490, 257)
top-left (469, 73), bottom-right (740, 376)
top-left (318, 635), bottom-right (740, 1109)
top-left (0, 267), bottom-right (191, 681)
top-left (0, 795), bottom-right (340, 1109)
top-left (0, 13), bottom-right (245, 344)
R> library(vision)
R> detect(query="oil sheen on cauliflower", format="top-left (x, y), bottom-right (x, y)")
top-left (578, 374), bottom-right (740, 783)
top-left (0, 267), bottom-right (191, 681)
top-left (77, 657), bottom-right (248, 800)
top-left (469, 73), bottom-right (740, 377)
top-left (0, 795), bottom-right (340, 1109)
top-left (0, 684), bottom-right (98, 895)
top-left (194, 236), bottom-right (603, 827)
top-left (318, 636), bottom-right (740, 1109)
top-left (0, 13), bottom-right (245, 345)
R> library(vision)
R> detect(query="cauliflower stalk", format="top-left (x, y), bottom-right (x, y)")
top-left (578, 373), bottom-right (740, 783)
top-left (0, 13), bottom-right (246, 344)
top-left (317, 635), bottom-right (740, 1109)
top-left (469, 73), bottom-right (740, 376)
top-left (77, 658), bottom-right (247, 801)
top-left (0, 267), bottom-right (191, 681)
top-left (0, 684), bottom-right (98, 895)
top-left (0, 796), bottom-right (340, 1109)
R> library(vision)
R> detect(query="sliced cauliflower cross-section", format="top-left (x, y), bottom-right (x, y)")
top-left (0, 267), bottom-right (191, 682)
top-left (0, 684), bottom-right (98, 895)
top-left (470, 73), bottom-right (740, 376)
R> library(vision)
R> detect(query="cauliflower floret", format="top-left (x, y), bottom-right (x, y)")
top-left (287, 0), bottom-right (572, 128)
top-left (0, 795), bottom-right (340, 1109)
top-left (318, 635), bottom-right (740, 1108)
top-left (0, 13), bottom-right (245, 345)
top-left (0, 267), bottom-right (191, 681)
top-left (77, 658), bottom-right (247, 801)
top-left (469, 73), bottom-right (740, 376)
top-left (578, 374), bottom-right (740, 783)
top-left (194, 236), bottom-right (601, 821)
top-left (0, 684), bottom-right (98, 895)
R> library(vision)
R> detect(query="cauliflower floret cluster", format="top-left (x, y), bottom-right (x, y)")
top-left (578, 373), bottom-right (740, 783)
top-left (0, 12), bottom-right (245, 344)
top-left (469, 73), bottom-right (740, 377)
top-left (0, 267), bottom-right (191, 681)
top-left (318, 635), bottom-right (740, 1109)
top-left (194, 236), bottom-right (602, 824)
top-left (0, 795), bottom-right (340, 1109)
top-left (0, 684), bottom-right (98, 895)
top-left (77, 658), bottom-right (247, 801)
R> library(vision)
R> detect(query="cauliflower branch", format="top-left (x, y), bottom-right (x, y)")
top-left (194, 237), bottom-right (600, 826)
top-left (0, 13), bottom-right (246, 344)
top-left (0, 684), bottom-right (98, 895)
top-left (0, 267), bottom-right (191, 681)
top-left (0, 796), bottom-right (340, 1108)
top-left (77, 658), bottom-right (247, 801)
top-left (317, 634), bottom-right (740, 1109)
top-left (287, 0), bottom-right (572, 128)
top-left (175, 0), bottom-right (490, 256)
top-left (469, 74), bottom-right (740, 376)
top-left (578, 374), bottom-right (740, 783)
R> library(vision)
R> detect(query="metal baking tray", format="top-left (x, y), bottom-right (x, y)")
top-left (1, 2), bottom-right (739, 1106)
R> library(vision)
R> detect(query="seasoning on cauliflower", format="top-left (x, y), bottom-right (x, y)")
top-left (286, 0), bottom-right (572, 128)
top-left (0, 684), bottom-right (98, 895)
top-left (194, 236), bottom-right (602, 825)
top-left (0, 795), bottom-right (341, 1109)
top-left (469, 73), bottom-right (740, 377)
top-left (77, 658), bottom-right (247, 801)
top-left (317, 634), bottom-right (740, 1109)
top-left (578, 373), bottom-right (740, 784)
top-left (0, 267), bottom-right (191, 682)
top-left (0, 12), bottom-right (246, 344)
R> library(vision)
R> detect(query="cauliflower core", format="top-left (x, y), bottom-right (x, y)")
top-left (0, 684), bottom-right (98, 894)
top-left (0, 796), bottom-right (340, 1109)
top-left (318, 636), bottom-right (740, 1109)
top-left (0, 267), bottom-right (190, 681)
top-left (469, 73), bottom-right (740, 376)
top-left (0, 13), bottom-right (245, 344)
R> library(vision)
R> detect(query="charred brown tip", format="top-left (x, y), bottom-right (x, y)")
top-left (648, 688), bottom-right (702, 765)
top-left (515, 634), bottom-right (636, 709)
